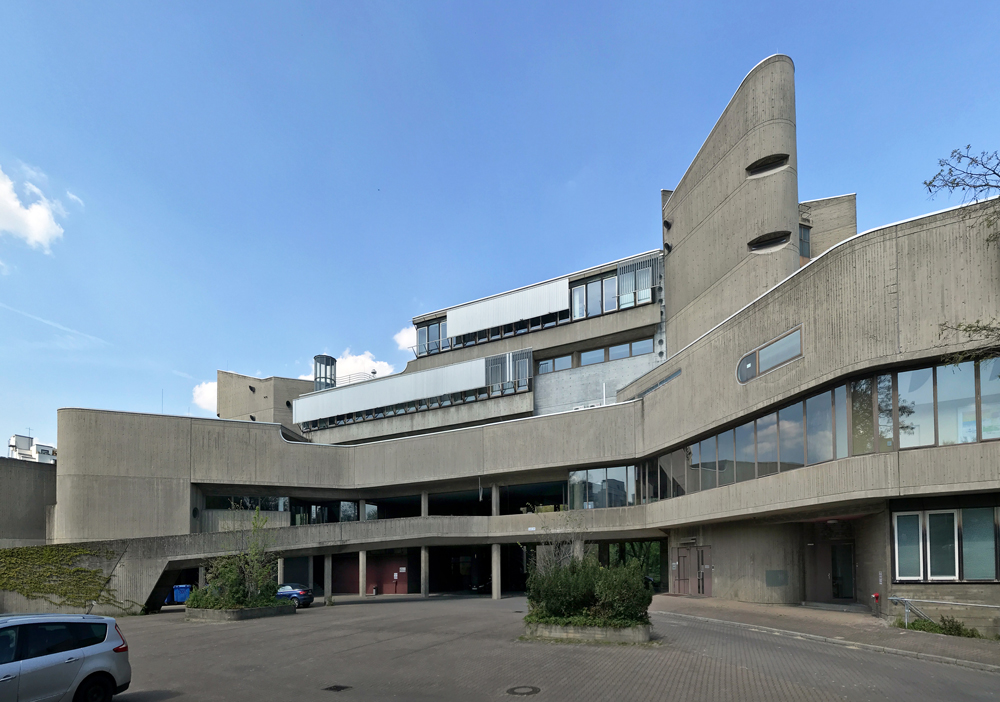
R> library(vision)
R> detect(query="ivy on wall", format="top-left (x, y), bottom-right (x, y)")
top-left (0, 545), bottom-right (130, 610)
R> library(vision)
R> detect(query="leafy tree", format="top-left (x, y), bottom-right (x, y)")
top-left (925, 147), bottom-right (1000, 362)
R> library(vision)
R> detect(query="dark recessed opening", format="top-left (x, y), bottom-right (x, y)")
top-left (323, 685), bottom-right (352, 692)
top-left (746, 153), bottom-right (789, 176)
top-left (248, 385), bottom-right (256, 393)
top-left (249, 415), bottom-right (256, 421)
top-left (748, 231), bottom-right (791, 252)
top-left (286, 400), bottom-right (292, 409)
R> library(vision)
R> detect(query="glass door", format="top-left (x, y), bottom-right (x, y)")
top-left (831, 543), bottom-right (855, 600)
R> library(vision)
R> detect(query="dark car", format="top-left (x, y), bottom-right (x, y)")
top-left (276, 583), bottom-right (314, 608)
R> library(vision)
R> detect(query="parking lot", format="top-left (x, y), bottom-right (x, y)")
top-left (116, 595), bottom-right (998, 702)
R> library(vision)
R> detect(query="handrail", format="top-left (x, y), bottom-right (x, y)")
top-left (888, 596), bottom-right (1000, 629)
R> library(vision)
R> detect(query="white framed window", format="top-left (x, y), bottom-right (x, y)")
top-left (926, 510), bottom-right (959, 581)
top-left (893, 512), bottom-right (923, 580)
top-left (571, 286), bottom-right (586, 320)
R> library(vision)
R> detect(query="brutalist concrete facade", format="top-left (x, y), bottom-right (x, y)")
top-left (4, 55), bottom-right (999, 632)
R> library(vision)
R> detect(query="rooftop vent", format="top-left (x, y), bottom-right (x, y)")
top-left (314, 354), bottom-right (336, 392)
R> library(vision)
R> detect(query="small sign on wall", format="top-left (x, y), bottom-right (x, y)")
top-left (399, 567), bottom-right (406, 573)
top-left (879, 571), bottom-right (883, 585)
top-left (394, 573), bottom-right (398, 580)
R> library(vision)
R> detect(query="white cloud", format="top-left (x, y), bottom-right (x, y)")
top-left (172, 369), bottom-right (193, 379)
top-left (299, 348), bottom-right (396, 382)
top-left (0, 259), bottom-right (7, 276)
top-left (18, 162), bottom-right (48, 184)
top-left (192, 381), bottom-right (217, 413)
top-left (0, 301), bottom-right (107, 346)
top-left (66, 191), bottom-right (84, 208)
top-left (393, 325), bottom-right (417, 351)
top-left (0, 164), bottom-right (64, 252)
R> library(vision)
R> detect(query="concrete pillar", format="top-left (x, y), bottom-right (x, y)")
top-left (491, 484), bottom-right (500, 517)
top-left (197, 566), bottom-right (207, 589)
top-left (277, 557), bottom-right (285, 584)
top-left (324, 554), bottom-right (332, 604)
top-left (572, 539), bottom-right (585, 562)
top-left (659, 539), bottom-right (670, 593)
top-left (421, 491), bottom-right (429, 517)
top-left (359, 499), bottom-right (366, 522)
top-left (359, 550), bottom-right (367, 596)
top-left (420, 546), bottom-right (429, 597)
top-left (491, 543), bottom-right (501, 600)
top-left (307, 556), bottom-right (315, 592)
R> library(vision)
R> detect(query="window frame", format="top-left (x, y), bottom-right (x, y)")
top-left (736, 326), bottom-right (803, 385)
top-left (893, 511), bottom-right (924, 581)
top-left (926, 509), bottom-right (960, 582)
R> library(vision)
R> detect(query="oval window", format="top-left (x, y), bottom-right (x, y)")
top-left (748, 231), bottom-right (791, 252)
top-left (737, 353), bottom-right (757, 383)
top-left (746, 154), bottom-right (789, 176)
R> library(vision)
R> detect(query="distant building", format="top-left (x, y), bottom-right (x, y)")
top-left (7, 435), bottom-right (56, 464)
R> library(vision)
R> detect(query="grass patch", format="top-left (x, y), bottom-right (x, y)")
top-left (894, 615), bottom-right (1000, 640)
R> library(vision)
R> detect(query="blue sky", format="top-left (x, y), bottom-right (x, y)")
top-left (1, 1), bottom-right (998, 445)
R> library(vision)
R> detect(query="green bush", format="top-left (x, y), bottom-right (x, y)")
top-left (525, 556), bottom-right (651, 628)
top-left (893, 615), bottom-right (984, 638)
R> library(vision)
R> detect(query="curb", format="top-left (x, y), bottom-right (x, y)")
top-left (652, 610), bottom-right (1000, 675)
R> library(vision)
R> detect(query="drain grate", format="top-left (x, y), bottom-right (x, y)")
top-left (324, 685), bottom-right (352, 692)
top-left (506, 686), bottom-right (540, 696)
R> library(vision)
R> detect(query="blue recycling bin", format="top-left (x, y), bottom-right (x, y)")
top-left (173, 584), bottom-right (193, 604)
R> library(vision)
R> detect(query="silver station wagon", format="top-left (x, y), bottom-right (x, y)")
top-left (0, 614), bottom-right (131, 702)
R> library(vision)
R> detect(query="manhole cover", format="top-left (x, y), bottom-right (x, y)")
top-left (324, 685), bottom-right (352, 692)
top-left (506, 686), bottom-right (540, 696)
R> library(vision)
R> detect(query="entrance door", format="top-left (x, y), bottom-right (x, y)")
top-left (830, 543), bottom-right (855, 600)
top-left (696, 546), bottom-right (712, 596)
top-left (673, 548), bottom-right (690, 595)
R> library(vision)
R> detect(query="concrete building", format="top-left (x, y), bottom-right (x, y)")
top-left (7, 434), bottom-right (56, 464)
top-left (4, 55), bottom-right (1000, 633)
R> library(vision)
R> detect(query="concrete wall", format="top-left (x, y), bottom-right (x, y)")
top-left (199, 509), bottom-right (291, 532)
top-left (217, 371), bottom-right (312, 432)
top-left (0, 457), bottom-right (56, 547)
top-left (534, 353), bottom-right (660, 416)
top-left (662, 55), bottom-right (800, 354)
top-left (800, 194), bottom-right (857, 259)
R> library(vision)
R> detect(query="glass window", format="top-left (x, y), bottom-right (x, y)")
top-left (541, 313), bottom-right (556, 329)
top-left (877, 374), bottom-right (894, 452)
top-left (895, 513), bottom-right (922, 579)
top-left (586, 280), bottom-right (602, 317)
top-left (632, 339), bottom-right (654, 356)
top-left (981, 359), bottom-right (1000, 440)
top-left (477, 329), bottom-right (489, 344)
top-left (717, 429), bottom-right (734, 486)
top-left (656, 455), bottom-right (671, 499)
top-left (417, 326), bottom-right (427, 356)
top-left (756, 413), bottom-right (778, 476)
top-left (962, 508), bottom-right (996, 580)
top-left (441, 322), bottom-right (449, 350)
top-left (806, 391), bottom-right (833, 464)
top-left (529, 317), bottom-right (541, 331)
top-left (609, 344), bottom-right (630, 361)
top-left (779, 403), bottom-right (804, 471)
top-left (636, 266), bottom-right (652, 305)
top-left (670, 450), bottom-right (686, 497)
top-left (502, 323), bottom-right (515, 337)
top-left (734, 421), bottom-right (755, 482)
top-left (606, 467), bottom-right (627, 508)
top-left (619, 270), bottom-right (635, 309)
top-left (428, 323), bottom-right (439, 353)
top-left (799, 224), bottom-right (811, 258)
top-left (581, 349), bottom-right (604, 366)
top-left (554, 355), bottom-right (572, 371)
top-left (626, 465), bottom-right (637, 506)
top-left (0, 627), bottom-right (15, 665)
top-left (440, 394), bottom-right (451, 407)
top-left (686, 443), bottom-right (701, 493)
top-left (834, 385), bottom-right (849, 459)
top-left (588, 469), bottom-right (606, 508)
top-left (898, 368), bottom-right (936, 448)
top-left (937, 362), bottom-right (976, 445)
top-left (515, 320), bottom-right (527, 335)
top-left (850, 378), bottom-right (875, 455)
top-left (644, 461), bottom-right (659, 503)
top-left (700, 436), bottom-right (717, 489)
top-left (571, 286), bottom-right (586, 320)
top-left (758, 329), bottom-right (801, 373)
top-left (490, 326), bottom-right (501, 341)
top-left (568, 471), bottom-right (586, 510)
top-left (603, 277), bottom-right (617, 312)
top-left (537, 359), bottom-right (553, 374)
top-left (928, 511), bottom-right (958, 579)
top-left (737, 352), bottom-right (757, 383)
top-left (558, 309), bottom-right (570, 324)
top-left (71, 623), bottom-right (107, 648)
top-left (21, 623), bottom-right (79, 659)
top-left (464, 333), bottom-right (477, 347)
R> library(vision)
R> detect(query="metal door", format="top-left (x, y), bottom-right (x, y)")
top-left (831, 543), bottom-right (855, 600)
top-left (696, 546), bottom-right (712, 596)
top-left (673, 547), bottom-right (690, 595)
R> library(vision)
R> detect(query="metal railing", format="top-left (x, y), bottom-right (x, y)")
top-left (888, 596), bottom-right (1000, 628)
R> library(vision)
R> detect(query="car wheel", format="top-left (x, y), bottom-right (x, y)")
top-left (74, 675), bottom-right (114, 702)
top-left (290, 597), bottom-right (300, 609)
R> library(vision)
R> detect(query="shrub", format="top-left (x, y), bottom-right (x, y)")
top-left (525, 556), bottom-right (651, 628)
top-left (893, 615), bottom-right (984, 638)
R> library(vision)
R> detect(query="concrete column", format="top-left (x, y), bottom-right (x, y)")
top-left (359, 499), bottom-right (366, 521)
top-left (420, 546), bottom-right (429, 597)
top-left (491, 543), bottom-right (501, 600)
top-left (359, 550), bottom-right (367, 596)
top-left (572, 539), bottom-right (585, 562)
top-left (198, 566), bottom-right (207, 589)
top-left (277, 557), bottom-right (285, 584)
top-left (421, 491), bottom-right (429, 517)
top-left (324, 554), bottom-right (332, 604)
top-left (491, 484), bottom-right (500, 517)
top-left (307, 556), bottom-right (315, 592)
top-left (659, 539), bottom-right (670, 593)
top-left (598, 543), bottom-right (610, 567)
